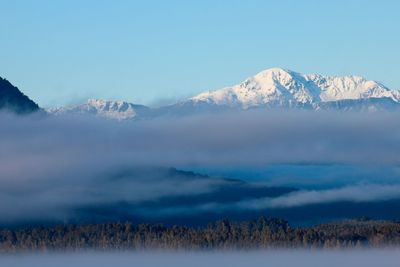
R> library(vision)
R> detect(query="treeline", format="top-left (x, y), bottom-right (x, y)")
top-left (1, 217), bottom-right (400, 252)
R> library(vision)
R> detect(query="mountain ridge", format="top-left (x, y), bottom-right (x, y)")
top-left (48, 98), bottom-right (151, 120)
top-left (0, 77), bottom-right (40, 114)
top-left (188, 68), bottom-right (399, 108)
top-left (46, 68), bottom-right (400, 119)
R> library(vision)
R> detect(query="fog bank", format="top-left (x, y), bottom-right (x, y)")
top-left (1, 250), bottom-right (400, 267)
top-left (1, 110), bottom-right (400, 224)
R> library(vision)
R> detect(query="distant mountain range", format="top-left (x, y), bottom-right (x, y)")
top-left (48, 99), bottom-right (151, 120)
top-left (46, 68), bottom-right (400, 120)
top-left (0, 77), bottom-right (40, 114)
top-left (2, 68), bottom-right (400, 118)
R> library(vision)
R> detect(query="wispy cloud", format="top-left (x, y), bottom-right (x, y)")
top-left (240, 184), bottom-right (400, 209)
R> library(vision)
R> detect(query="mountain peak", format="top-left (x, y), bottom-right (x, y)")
top-left (190, 68), bottom-right (399, 109)
top-left (252, 67), bottom-right (297, 85)
top-left (48, 98), bottom-right (150, 120)
top-left (0, 76), bottom-right (40, 114)
top-left (87, 98), bottom-right (131, 110)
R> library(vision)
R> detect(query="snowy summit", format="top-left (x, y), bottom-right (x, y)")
top-left (48, 99), bottom-right (150, 120)
top-left (189, 68), bottom-right (400, 109)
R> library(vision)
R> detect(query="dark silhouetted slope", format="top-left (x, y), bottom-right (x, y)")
top-left (0, 77), bottom-right (40, 114)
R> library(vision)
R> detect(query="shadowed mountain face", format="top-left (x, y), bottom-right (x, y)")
top-left (0, 77), bottom-right (40, 114)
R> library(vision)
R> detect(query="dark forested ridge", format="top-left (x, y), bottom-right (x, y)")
top-left (1, 218), bottom-right (400, 252)
top-left (0, 77), bottom-right (40, 114)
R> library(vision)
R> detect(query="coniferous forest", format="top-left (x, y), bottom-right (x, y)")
top-left (1, 218), bottom-right (400, 252)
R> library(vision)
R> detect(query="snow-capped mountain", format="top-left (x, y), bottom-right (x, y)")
top-left (187, 68), bottom-right (400, 110)
top-left (47, 68), bottom-right (400, 120)
top-left (48, 99), bottom-right (150, 120)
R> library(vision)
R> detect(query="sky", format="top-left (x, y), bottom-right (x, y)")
top-left (1, 0), bottom-right (399, 108)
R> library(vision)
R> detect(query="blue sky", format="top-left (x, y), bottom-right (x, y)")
top-left (1, 0), bottom-right (399, 107)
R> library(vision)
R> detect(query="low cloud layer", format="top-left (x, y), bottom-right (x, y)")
top-left (2, 251), bottom-right (400, 267)
top-left (239, 184), bottom-right (400, 209)
top-left (1, 110), bottom-right (400, 224)
top-left (147, 183), bottom-right (400, 216)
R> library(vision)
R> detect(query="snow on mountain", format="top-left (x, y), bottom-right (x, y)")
top-left (48, 99), bottom-right (150, 120)
top-left (47, 68), bottom-right (400, 120)
top-left (189, 68), bottom-right (400, 109)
